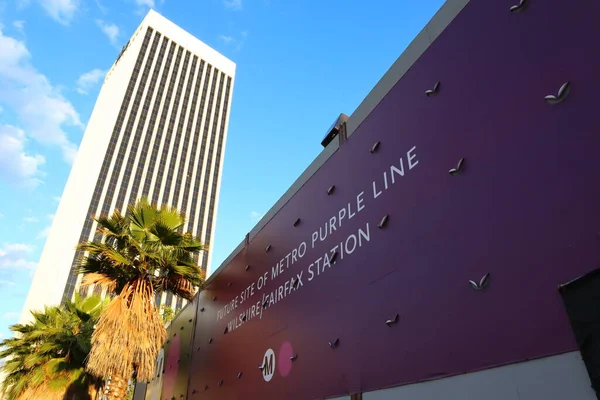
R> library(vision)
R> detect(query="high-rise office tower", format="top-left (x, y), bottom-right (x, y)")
top-left (19, 10), bottom-right (235, 323)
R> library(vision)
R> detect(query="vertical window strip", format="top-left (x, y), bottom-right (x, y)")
top-left (62, 27), bottom-right (154, 302)
top-left (180, 60), bottom-right (208, 231)
top-left (171, 56), bottom-right (202, 211)
top-left (113, 32), bottom-right (163, 213)
top-left (196, 73), bottom-right (225, 260)
top-left (141, 41), bottom-right (178, 199)
top-left (125, 34), bottom-right (169, 205)
top-left (187, 65), bottom-right (216, 242)
top-left (150, 46), bottom-right (186, 205)
top-left (202, 75), bottom-right (232, 271)
top-left (93, 29), bottom-right (162, 243)
top-left (159, 50), bottom-right (194, 206)
top-left (165, 292), bottom-right (173, 308)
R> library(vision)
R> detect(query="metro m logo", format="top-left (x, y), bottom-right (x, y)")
top-left (261, 348), bottom-right (276, 382)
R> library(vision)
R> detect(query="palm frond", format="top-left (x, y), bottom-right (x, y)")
top-left (0, 295), bottom-right (106, 399)
top-left (76, 198), bottom-right (206, 383)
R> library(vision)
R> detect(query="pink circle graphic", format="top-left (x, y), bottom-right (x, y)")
top-left (161, 334), bottom-right (181, 398)
top-left (278, 341), bottom-right (294, 377)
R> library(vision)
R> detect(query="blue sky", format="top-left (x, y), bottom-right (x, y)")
top-left (0, 0), bottom-right (444, 339)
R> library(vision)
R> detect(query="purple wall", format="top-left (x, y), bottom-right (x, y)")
top-left (159, 300), bottom-right (198, 399)
top-left (151, 0), bottom-right (600, 398)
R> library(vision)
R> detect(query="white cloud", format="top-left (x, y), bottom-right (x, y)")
top-left (16, 0), bottom-right (31, 10)
top-left (0, 280), bottom-right (16, 288)
top-left (130, 0), bottom-right (155, 15)
top-left (52, 196), bottom-right (61, 203)
top-left (20, 0), bottom-right (80, 25)
top-left (46, 214), bottom-right (54, 220)
top-left (0, 28), bottom-right (83, 164)
top-left (1, 244), bottom-right (33, 254)
top-left (220, 31), bottom-right (248, 51)
top-left (76, 68), bottom-right (105, 95)
top-left (0, 213), bottom-right (3, 218)
top-left (250, 211), bottom-right (262, 222)
top-left (236, 30), bottom-right (248, 50)
top-left (3, 311), bottom-right (19, 320)
top-left (0, 243), bottom-right (37, 271)
top-left (0, 124), bottom-right (45, 188)
top-left (37, 226), bottom-right (51, 239)
top-left (224, 0), bottom-right (242, 11)
top-left (12, 20), bottom-right (25, 32)
top-left (94, 0), bottom-right (108, 13)
top-left (23, 216), bottom-right (38, 222)
top-left (134, 0), bottom-right (155, 6)
top-left (95, 19), bottom-right (119, 46)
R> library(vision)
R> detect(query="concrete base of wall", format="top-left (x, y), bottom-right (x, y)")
top-left (360, 352), bottom-right (594, 400)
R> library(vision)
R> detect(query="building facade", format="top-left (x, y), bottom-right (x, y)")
top-left (19, 10), bottom-right (235, 323)
top-left (136, 0), bottom-right (600, 399)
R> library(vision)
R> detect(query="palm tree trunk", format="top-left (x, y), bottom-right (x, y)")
top-left (88, 382), bottom-right (100, 400)
top-left (104, 375), bottom-right (129, 400)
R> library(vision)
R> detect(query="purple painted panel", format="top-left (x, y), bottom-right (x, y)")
top-left (160, 300), bottom-right (197, 399)
top-left (183, 0), bottom-right (600, 399)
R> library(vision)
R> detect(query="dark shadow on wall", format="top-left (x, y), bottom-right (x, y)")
top-left (560, 268), bottom-right (600, 400)
top-left (62, 379), bottom-right (101, 400)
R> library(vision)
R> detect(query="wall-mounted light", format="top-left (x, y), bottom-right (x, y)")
top-left (200, 307), bottom-right (205, 312)
top-left (293, 218), bottom-right (301, 227)
top-left (426, 81), bottom-right (441, 97)
top-left (469, 273), bottom-right (491, 291)
top-left (290, 354), bottom-right (298, 361)
top-left (449, 158), bottom-right (465, 176)
top-left (330, 251), bottom-right (339, 264)
top-left (329, 338), bottom-right (340, 348)
top-left (327, 185), bottom-right (336, 195)
top-left (218, 380), bottom-right (223, 387)
top-left (510, 0), bottom-right (527, 12)
top-left (265, 245), bottom-right (272, 252)
top-left (545, 81), bottom-right (571, 105)
top-left (370, 141), bottom-right (381, 154)
top-left (378, 215), bottom-right (389, 229)
top-left (208, 338), bottom-right (213, 344)
top-left (386, 314), bottom-right (400, 327)
top-left (237, 372), bottom-right (243, 379)
top-left (245, 265), bottom-right (251, 271)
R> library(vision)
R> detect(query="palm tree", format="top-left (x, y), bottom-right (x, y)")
top-left (160, 304), bottom-right (176, 325)
top-left (77, 198), bottom-right (205, 398)
top-left (0, 295), bottom-right (108, 400)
